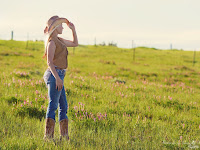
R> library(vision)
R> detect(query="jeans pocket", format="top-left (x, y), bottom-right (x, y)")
top-left (43, 70), bottom-right (52, 86)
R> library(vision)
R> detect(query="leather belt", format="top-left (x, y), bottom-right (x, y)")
top-left (47, 67), bottom-right (64, 70)
top-left (55, 66), bottom-right (64, 70)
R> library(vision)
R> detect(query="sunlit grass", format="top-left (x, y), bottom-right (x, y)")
top-left (0, 39), bottom-right (199, 149)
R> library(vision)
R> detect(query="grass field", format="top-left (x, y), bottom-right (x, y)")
top-left (0, 39), bottom-right (199, 149)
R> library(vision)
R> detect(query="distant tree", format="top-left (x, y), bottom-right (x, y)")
top-left (108, 41), bottom-right (117, 47)
top-left (99, 41), bottom-right (106, 46)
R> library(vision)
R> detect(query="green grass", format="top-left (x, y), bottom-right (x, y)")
top-left (0, 39), bottom-right (199, 149)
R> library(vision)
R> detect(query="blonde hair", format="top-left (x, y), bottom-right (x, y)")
top-left (43, 15), bottom-right (59, 59)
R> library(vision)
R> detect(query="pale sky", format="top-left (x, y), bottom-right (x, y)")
top-left (1, 0), bottom-right (200, 50)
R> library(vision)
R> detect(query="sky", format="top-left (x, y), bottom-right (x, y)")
top-left (1, 0), bottom-right (200, 50)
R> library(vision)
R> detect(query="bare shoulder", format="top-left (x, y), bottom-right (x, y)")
top-left (48, 40), bottom-right (56, 49)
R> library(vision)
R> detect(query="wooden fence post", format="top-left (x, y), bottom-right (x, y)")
top-left (11, 31), bottom-right (13, 40)
top-left (132, 40), bottom-right (135, 62)
top-left (26, 33), bottom-right (29, 49)
top-left (193, 50), bottom-right (196, 66)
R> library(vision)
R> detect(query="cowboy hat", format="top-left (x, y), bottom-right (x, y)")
top-left (44, 17), bottom-right (70, 35)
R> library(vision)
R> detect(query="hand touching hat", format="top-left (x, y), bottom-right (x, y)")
top-left (44, 16), bottom-right (70, 34)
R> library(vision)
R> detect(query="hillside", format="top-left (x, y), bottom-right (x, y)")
top-left (0, 39), bottom-right (199, 149)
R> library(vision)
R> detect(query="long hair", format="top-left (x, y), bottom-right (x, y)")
top-left (42, 16), bottom-right (59, 60)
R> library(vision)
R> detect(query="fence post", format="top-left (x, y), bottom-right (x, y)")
top-left (193, 49), bottom-right (196, 66)
top-left (11, 31), bottom-right (13, 40)
top-left (26, 33), bottom-right (29, 49)
top-left (132, 40), bottom-right (135, 62)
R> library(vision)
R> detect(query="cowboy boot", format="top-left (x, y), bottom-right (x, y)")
top-left (59, 119), bottom-right (69, 140)
top-left (44, 118), bottom-right (55, 140)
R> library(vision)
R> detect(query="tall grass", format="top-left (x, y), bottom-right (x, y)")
top-left (0, 39), bottom-right (199, 149)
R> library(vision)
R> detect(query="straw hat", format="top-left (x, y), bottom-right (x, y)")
top-left (44, 16), bottom-right (70, 36)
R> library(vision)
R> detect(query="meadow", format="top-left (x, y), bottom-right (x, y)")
top-left (0, 39), bottom-right (199, 149)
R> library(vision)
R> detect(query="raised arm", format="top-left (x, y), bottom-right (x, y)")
top-left (59, 22), bottom-right (78, 47)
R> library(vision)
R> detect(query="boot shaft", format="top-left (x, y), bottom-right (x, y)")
top-left (44, 118), bottom-right (55, 139)
top-left (59, 119), bottom-right (69, 140)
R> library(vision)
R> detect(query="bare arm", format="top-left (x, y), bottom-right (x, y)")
top-left (47, 41), bottom-right (63, 91)
top-left (59, 22), bottom-right (78, 47)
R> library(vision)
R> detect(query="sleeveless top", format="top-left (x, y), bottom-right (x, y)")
top-left (47, 36), bottom-right (68, 69)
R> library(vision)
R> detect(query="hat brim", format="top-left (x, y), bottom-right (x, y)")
top-left (48, 18), bottom-right (69, 33)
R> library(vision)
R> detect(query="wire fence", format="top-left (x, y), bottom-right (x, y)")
top-left (0, 31), bottom-right (199, 51)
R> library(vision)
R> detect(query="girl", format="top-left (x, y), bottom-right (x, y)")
top-left (43, 15), bottom-right (78, 141)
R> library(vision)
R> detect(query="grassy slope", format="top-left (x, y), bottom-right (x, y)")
top-left (0, 39), bottom-right (199, 149)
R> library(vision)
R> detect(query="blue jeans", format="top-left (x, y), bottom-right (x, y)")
top-left (43, 68), bottom-right (68, 122)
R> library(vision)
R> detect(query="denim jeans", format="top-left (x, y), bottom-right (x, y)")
top-left (43, 68), bottom-right (68, 122)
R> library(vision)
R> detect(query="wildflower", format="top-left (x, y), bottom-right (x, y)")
top-left (183, 124), bottom-right (185, 128)
top-left (105, 113), bottom-right (107, 118)
top-left (148, 106), bottom-right (150, 111)
top-left (168, 96), bottom-right (172, 100)
top-left (94, 118), bottom-right (96, 122)
top-left (74, 106), bottom-right (77, 110)
top-left (35, 90), bottom-right (39, 94)
top-left (98, 116), bottom-right (101, 120)
top-left (180, 136), bottom-right (182, 141)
